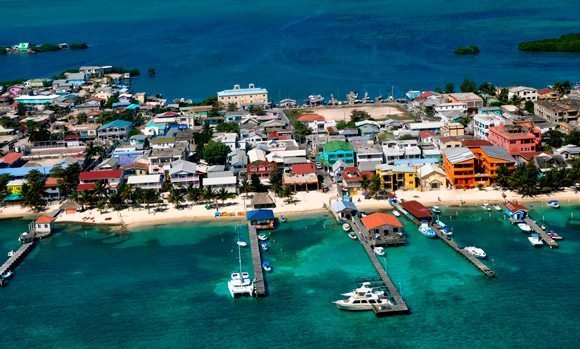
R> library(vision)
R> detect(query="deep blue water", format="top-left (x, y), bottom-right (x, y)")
top-left (1, 0), bottom-right (579, 101)
top-left (0, 204), bottom-right (579, 348)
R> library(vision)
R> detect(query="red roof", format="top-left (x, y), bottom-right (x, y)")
top-left (400, 200), bottom-right (431, 220)
top-left (362, 212), bottom-right (403, 230)
top-left (291, 163), bottom-right (316, 174)
top-left (419, 130), bottom-right (436, 139)
top-left (342, 166), bottom-right (362, 181)
top-left (77, 183), bottom-right (96, 191)
top-left (518, 151), bottom-right (542, 161)
top-left (36, 216), bottom-right (54, 224)
top-left (537, 88), bottom-right (553, 94)
top-left (79, 170), bottom-right (123, 181)
top-left (505, 201), bottom-right (528, 213)
top-left (298, 114), bottom-right (325, 122)
top-left (462, 139), bottom-right (492, 147)
top-left (0, 152), bottom-right (23, 165)
top-left (44, 177), bottom-right (61, 188)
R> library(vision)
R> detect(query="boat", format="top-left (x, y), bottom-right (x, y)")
top-left (392, 211), bottom-right (401, 217)
top-left (373, 247), bottom-right (385, 256)
top-left (262, 261), bottom-right (272, 272)
top-left (342, 223), bottom-right (351, 232)
top-left (493, 204), bottom-right (502, 211)
top-left (548, 200), bottom-right (560, 209)
top-left (464, 246), bottom-right (486, 259)
top-left (517, 223), bottom-right (532, 232)
top-left (482, 203), bottom-right (491, 211)
top-left (280, 214), bottom-right (287, 222)
top-left (431, 206), bottom-right (441, 214)
top-left (348, 232), bottom-right (357, 240)
top-left (258, 233), bottom-right (269, 241)
top-left (547, 230), bottom-right (563, 240)
top-left (333, 283), bottom-right (393, 311)
top-left (227, 244), bottom-right (255, 298)
top-left (236, 239), bottom-right (248, 247)
top-left (1, 270), bottom-right (14, 280)
top-left (418, 223), bottom-right (436, 238)
top-left (260, 242), bottom-right (269, 251)
top-left (7, 250), bottom-right (15, 257)
top-left (528, 234), bottom-right (543, 247)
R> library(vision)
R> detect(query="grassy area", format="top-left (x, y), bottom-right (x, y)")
top-left (283, 108), bottom-right (313, 123)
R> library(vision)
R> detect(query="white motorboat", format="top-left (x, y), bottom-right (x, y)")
top-left (528, 235), bottom-right (543, 247)
top-left (348, 232), bottom-right (357, 240)
top-left (342, 223), bottom-right (351, 232)
top-left (373, 247), bottom-right (385, 256)
top-left (517, 223), bottom-right (532, 232)
top-left (334, 283), bottom-right (393, 311)
top-left (431, 206), bottom-right (441, 214)
top-left (548, 200), bottom-right (560, 209)
top-left (236, 239), bottom-right (248, 247)
top-left (548, 230), bottom-right (563, 240)
top-left (418, 223), bottom-right (436, 238)
top-left (493, 204), bottom-right (502, 211)
top-left (7, 250), bottom-right (15, 257)
top-left (258, 233), bottom-right (269, 241)
top-left (392, 211), bottom-right (401, 217)
top-left (482, 203), bottom-right (491, 211)
top-left (228, 244), bottom-right (255, 298)
top-left (464, 246), bottom-right (486, 259)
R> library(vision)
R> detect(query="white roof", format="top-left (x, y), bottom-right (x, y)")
top-left (407, 122), bottom-right (442, 130)
top-left (418, 164), bottom-right (445, 178)
top-left (444, 147), bottom-right (475, 164)
top-left (169, 160), bottom-right (197, 175)
top-left (202, 176), bottom-right (237, 186)
top-left (14, 94), bottom-right (59, 100)
top-left (248, 149), bottom-right (266, 163)
top-left (127, 174), bottom-right (162, 185)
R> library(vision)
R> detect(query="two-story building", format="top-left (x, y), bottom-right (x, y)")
top-left (217, 84), bottom-right (268, 108)
top-left (375, 164), bottom-right (417, 191)
top-left (247, 161), bottom-right (278, 184)
top-left (508, 86), bottom-right (538, 101)
top-left (488, 123), bottom-right (542, 156)
top-left (321, 141), bottom-right (355, 166)
top-left (169, 160), bottom-right (200, 188)
top-left (97, 120), bottom-right (132, 142)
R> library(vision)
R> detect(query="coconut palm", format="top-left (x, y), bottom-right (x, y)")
top-left (281, 186), bottom-right (294, 204)
top-left (187, 186), bottom-right (202, 204)
top-left (239, 177), bottom-right (251, 199)
top-left (216, 187), bottom-right (231, 205)
top-left (168, 187), bottom-right (185, 209)
top-left (361, 174), bottom-right (370, 193)
top-left (203, 186), bottom-right (215, 203)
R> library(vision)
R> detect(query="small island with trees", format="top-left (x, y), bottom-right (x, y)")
top-left (518, 33), bottom-right (580, 53)
top-left (0, 42), bottom-right (89, 55)
top-left (454, 45), bottom-right (480, 55)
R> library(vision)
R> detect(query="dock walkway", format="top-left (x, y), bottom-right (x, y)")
top-left (351, 217), bottom-right (409, 315)
top-left (0, 242), bottom-right (35, 286)
top-left (524, 217), bottom-right (559, 248)
top-left (248, 224), bottom-right (266, 297)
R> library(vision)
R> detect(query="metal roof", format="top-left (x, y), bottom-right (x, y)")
top-left (444, 147), bottom-right (475, 164)
top-left (480, 146), bottom-right (516, 162)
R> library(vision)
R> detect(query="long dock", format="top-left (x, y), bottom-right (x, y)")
top-left (0, 242), bottom-right (35, 286)
top-left (523, 217), bottom-right (559, 248)
top-left (392, 201), bottom-right (495, 278)
top-left (247, 223), bottom-right (266, 297)
top-left (351, 217), bottom-right (409, 315)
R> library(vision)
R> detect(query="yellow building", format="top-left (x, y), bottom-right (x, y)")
top-left (217, 84), bottom-right (268, 108)
top-left (376, 165), bottom-right (418, 191)
top-left (417, 164), bottom-right (447, 191)
top-left (440, 121), bottom-right (465, 137)
top-left (6, 179), bottom-right (26, 194)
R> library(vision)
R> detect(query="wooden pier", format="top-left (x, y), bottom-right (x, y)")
top-left (248, 223), bottom-right (267, 297)
top-left (351, 217), bottom-right (409, 315)
top-left (0, 242), bottom-right (35, 287)
top-left (523, 217), bottom-right (559, 248)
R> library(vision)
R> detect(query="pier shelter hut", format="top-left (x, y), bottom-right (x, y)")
top-left (60, 199), bottom-right (81, 214)
top-left (331, 200), bottom-right (358, 220)
top-left (246, 209), bottom-right (276, 230)
top-left (251, 193), bottom-right (276, 209)
top-left (361, 212), bottom-right (404, 246)
top-left (34, 216), bottom-right (55, 236)
top-left (400, 200), bottom-right (432, 222)
top-left (504, 201), bottom-right (529, 222)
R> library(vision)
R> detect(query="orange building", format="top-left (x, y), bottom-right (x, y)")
top-left (443, 146), bottom-right (516, 187)
top-left (478, 146), bottom-right (516, 186)
top-left (442, 148), bottom-right (476, 188)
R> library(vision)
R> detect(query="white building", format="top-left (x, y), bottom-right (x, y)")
top-left (202, 171), bottom-right (237, 194)
top-left (217, 84), bottom-right (268, 108)
top-left (212, 133), bottom-right (239, 151)
top-left (169, 160), bottom-right (200, 188)
top-left (126, 174), bottom-right (163, 191)
top-left (355, 145), bottom-right (383, 164)
top-left (472, 114), bottom-right (503, 140)
top-left (381, 140), bottom-right (422, 164)
top-left (508, 86), bottom-right (538, 102)
top-left (434, 103), bottom-right (466, 113)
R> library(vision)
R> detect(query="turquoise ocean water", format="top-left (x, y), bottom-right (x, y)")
top-left (1, 0), bottom-right (580, 100)
top-left (0, 204), bottom-right (578, 348)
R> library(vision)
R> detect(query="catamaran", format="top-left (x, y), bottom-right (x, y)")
top-left (227, 243), bottom-right (254, 298)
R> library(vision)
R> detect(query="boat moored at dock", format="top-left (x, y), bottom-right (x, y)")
top-left (528, 234), bottom-right (544, 247)
top-left (518, 223), bottom-right (532, 232)
top-left (418, 223), bottom-right (436, 238)
top-left (464, 246), bottom-right (486, 259)
top-left (334, 283), bottom-right (394, 312)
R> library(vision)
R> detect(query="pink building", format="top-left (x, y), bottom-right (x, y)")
top-left (488, 124), bottom-right (541, 156)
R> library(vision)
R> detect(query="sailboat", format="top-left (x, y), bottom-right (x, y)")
top-left (227, 242), bottom-right (255, 298)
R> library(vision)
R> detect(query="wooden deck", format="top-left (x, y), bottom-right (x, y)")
top-left (248, 223), bottom-right (267, 297)
top-left (524, 217), bottom-right (559, 248)
top-left (0, 242), bottom-right (35, 286)
top-left (351, 217), bottom-right (409, 316)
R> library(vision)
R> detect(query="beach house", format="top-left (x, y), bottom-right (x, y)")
top-left (417, 164), bottom-right (447, 190)
top-left (202, 171), bottom-right (237, 194)
top-left (126, 174), bottom-right (163, 191)
top-left (283, 163), bottom-right (319, 192)
top-left (78, 170), bottom-right (124, 190)
top-left (169, 160), bottom-right (200, 188)
top-left (247, 160), bottom-right (277, 184)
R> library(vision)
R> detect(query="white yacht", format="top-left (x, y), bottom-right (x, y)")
top-left (227, 244), bottom-right (254, 298)
top-left (528, 235), bottom-right (543, 247)
top-left (418, 223), bottom-right (436, 238)
top-left (517, 223), bottom-right (532, 232)
top-left (464, 246), bottom-right (486, 259)
top-left (334, 283), bottom-right (393, 311)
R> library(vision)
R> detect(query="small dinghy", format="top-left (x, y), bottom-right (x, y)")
top-left (237, 239), bottom-right (248, 247)
top-left (260, 242), bottom-right (269, 251)
top-left (258, 233), bottom-right (269, 241)
top-left (342, 223), bottom-right (351, 232)
top-left (262, 261), bottom-right (272, 272)
top-left (7, 250), bottom-right (15, 257)
top-left (348, 232), bottom-right (357, 240)
top-left (373, 247), bottom-right (385, 256)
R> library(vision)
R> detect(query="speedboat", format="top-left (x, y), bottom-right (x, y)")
top-left (348, 232), bottom-right (357, 240)
top-left (418, 223), bottom-right (436, 238)
top-left (431, 206), bottom-right (441, 214)
top-left (482, 203), bottom-right (491, 211)
top-left (228, 272), bottom-right (255, 298)
top-left (517, 223), bottom-right (532, 232)
top-left (237, 239), bottom-right (248, 247)
top-left (392, 211), bottom-right (401, 217)
top-left (548, 200), bottom-right (560, 209)
top-left (334, 283), bottom-right (393, 311)
top-left (528, 234), bottom-right (543, 247)
top-left (464, 246), bottom-right (486, 259)
top-left (260, 242), bottom-right (269, 251)
top-left (547, 230), bottom-right (563, 240)
top-left (374, 247), bottom-right (385, 256)
top-left (1, 270), bottom-right (14, 280)
top-left (262, 261), bottom-right (272, 272)
top-left (258, 233), bottom-right (269, 241)
top-left (342, 223), bottom-right (351, 232)
top-left (493, 204), bottom-right (502, 211)
top-left (7, 250), bottom-right (15, 257)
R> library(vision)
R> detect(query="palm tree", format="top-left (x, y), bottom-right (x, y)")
top-left (168, 188), bottom-right (185, 209)
top-left (281, 186), bottom-right (294, 204)
top-left (132, 187), bottom-right (144, 208)
top-left (187, 186), bottom-right (201, 204)
top-left (239, 178), bottom-right (251, 199)
top-left (217, 187), bottom-right (230, 205)
top-left (269, 170), bottom-right (283, 196)
top-left (203, 186), bottom-right (215, 203)
top-left (361, 174), bottom-right (370, 193)
top-left (84, 142), bottom-right (99, 159)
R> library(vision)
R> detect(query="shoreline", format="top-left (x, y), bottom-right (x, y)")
top-left (1, 188), bottom-right (578, 230)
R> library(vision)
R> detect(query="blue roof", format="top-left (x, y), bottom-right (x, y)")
top-left (112, 101), bottom-right (131, 108)
top-left (0, 166), bottom-right (55, 178)
top-left (125, 104), bottom-right (140, 110)
top-left (331, 200), bottom-right (358, 213)
top-left (246, 209), bottom-right (275, 221)
top-left (100, 120), bottom-right (132, 130)
top-left (393, 158), bottom-right (439, 166)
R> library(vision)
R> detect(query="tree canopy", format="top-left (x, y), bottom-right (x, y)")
top-left (202, 140), bottom-right (230, 165)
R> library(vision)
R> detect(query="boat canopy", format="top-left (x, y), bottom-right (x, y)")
top-left (246, 209), bottom-right (275, 221)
